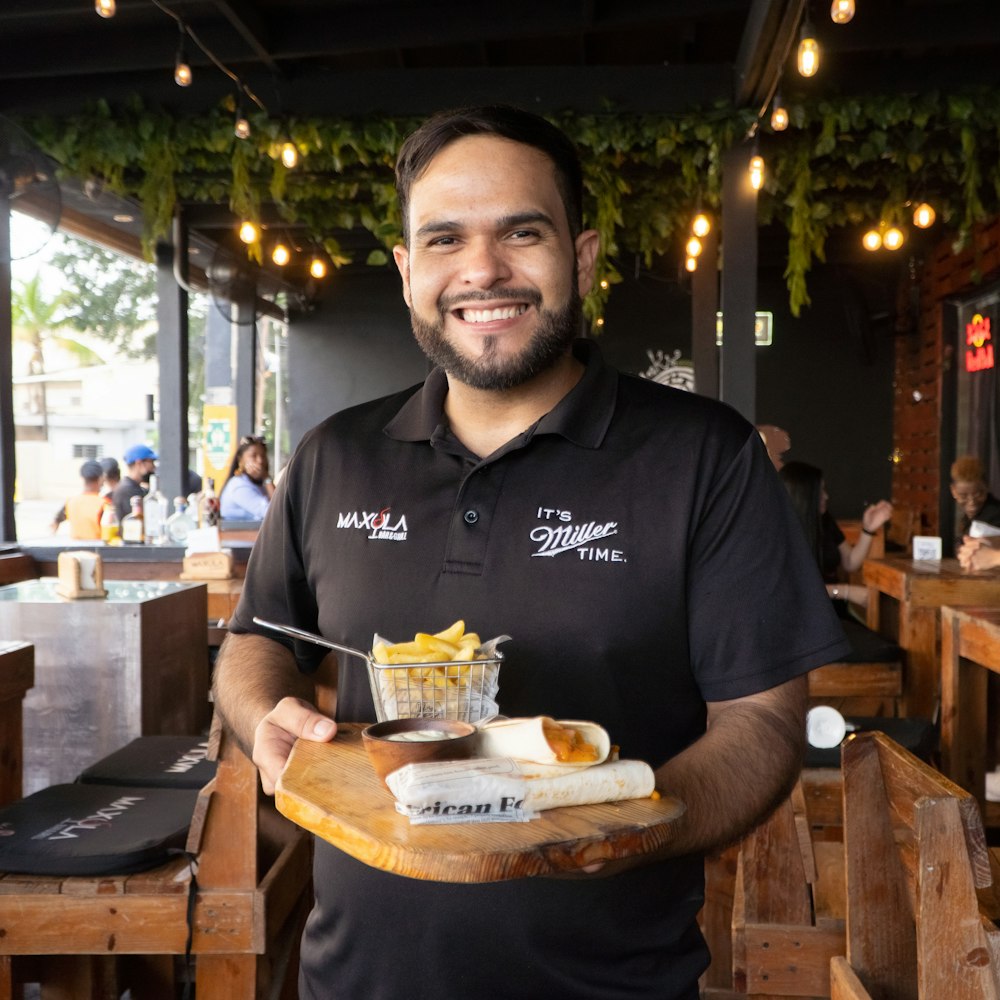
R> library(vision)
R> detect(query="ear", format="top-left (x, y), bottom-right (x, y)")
top-left (574, 229), bottom-right (600, 298)
top-left (392, 244), bottom-right (412, 308)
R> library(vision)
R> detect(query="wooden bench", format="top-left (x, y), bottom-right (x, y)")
top-left (830, 730), bottom-right (1000, 1000)
top-left (0, 715), bottom-right (312, 999)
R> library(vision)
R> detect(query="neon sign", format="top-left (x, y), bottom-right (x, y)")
top-left (966, 312), bottom-right (994, 372)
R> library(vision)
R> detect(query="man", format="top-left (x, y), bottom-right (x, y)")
top-left (112, 443), bottom-right (156, 522)
top-left (950, 454), bottom-right (1000, 547)
top-left (99, 457), bottom-right (120, 498)
top-left (213, 106), bottom-right (849, 1000)
top-left (51, 459), bottom-right (106, 539)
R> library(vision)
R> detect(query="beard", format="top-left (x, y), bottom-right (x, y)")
top-left (409, 284), bottom-right (583, 391)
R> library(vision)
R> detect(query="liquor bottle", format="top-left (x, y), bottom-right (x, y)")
top-left (100, 504), bottom-right (120, 544)
top-left (166, 496), bottom-right (197, 546)
top-left (121, 496), bottom-right (144, 544)
top-left (199, 477), bottom-right (220, 528)
top-left (143, 474), bottom-right (168, 545)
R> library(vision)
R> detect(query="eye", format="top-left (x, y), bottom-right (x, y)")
top-left (507, 228), bottom-right (541, 243)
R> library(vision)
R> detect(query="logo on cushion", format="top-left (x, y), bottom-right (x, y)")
top-left (530, 507), bottom-right (626, 562)
top-left (337, 507), bottom-right (408, 542)
top-left (33, 795), bottom-right (146, 840)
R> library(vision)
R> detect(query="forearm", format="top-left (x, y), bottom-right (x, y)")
top-left (654, 676), bottom-right (807, 856)
top-left (212, 631), bottom-right (315, 756)
top-left (841, 531), bottom-right (873, 573)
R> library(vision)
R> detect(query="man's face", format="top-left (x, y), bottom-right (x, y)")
top-left (952, 479), bottom-right (987, 518)
top-left (393, 135), bottom-right (599, 391)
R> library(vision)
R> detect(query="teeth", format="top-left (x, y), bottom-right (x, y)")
top-left (460, 305), bottom-right (527, 323)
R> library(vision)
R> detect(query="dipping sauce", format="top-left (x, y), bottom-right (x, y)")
top-left (384, 729), bottom-right (463, 743)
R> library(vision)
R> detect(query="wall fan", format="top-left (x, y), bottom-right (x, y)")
top-left (0, 115), bottom-right (62, 262)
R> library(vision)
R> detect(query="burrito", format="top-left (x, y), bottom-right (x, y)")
top-left (477, 716), bottom-right (611, 775)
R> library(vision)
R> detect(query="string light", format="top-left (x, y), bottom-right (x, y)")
top-left (280, 141), bottom-right (299, 169)
top-left (174, 25), bottom-right (193, 87)
top-left (883, 227), bottom-right (905, 251)
top-left (862, 229), bottom-right (882, 251)
top-left (599, 279), bottom-right (609, 290)
top-left (95, 0), bottom-right (116, 17)
top-left (692, 213), bottom-right (711, 238)
top-left (913, 202), bottom-right (936, 229)
top-left (770, 94), bottom-right (789, 132)
top-left (238, 220), bottom-right (259, 245)
top-left (271, 242), bottom-right (291, 267)
top-left (830, 0), bottom-right (856, 24)
top-left (309, 256), bottom-right (328, 279)
top-left (685, 257), bottom-right (698, 273)
top-left (685, 236), bottom-right (703, 258)
top-left (749, 154), bottom-right (765, 191)
top-left (797, 20), bottom-right (820, 77)
top-left (234, 103), bottom-right (251, 140)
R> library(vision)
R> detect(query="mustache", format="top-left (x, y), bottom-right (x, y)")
top-left (438, 288), bottom-right (543, 313)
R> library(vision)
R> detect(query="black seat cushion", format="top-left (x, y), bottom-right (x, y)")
top-left (77, 736), bottom-right (217, 790)
top-left (805, 716), bottom-right (937, 768)
top-left (0, 783), bottom-right (199, 876)
top-left (838, 617), bottom-right (902, 663)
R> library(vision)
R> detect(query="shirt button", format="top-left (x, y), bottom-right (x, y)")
top-left (463, 510), bottom-right (479, 524)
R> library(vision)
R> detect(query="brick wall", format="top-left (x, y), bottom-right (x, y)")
top-left (893, 217), bottom-right (1000, 536)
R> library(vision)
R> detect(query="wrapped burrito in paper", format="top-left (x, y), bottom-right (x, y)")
top-left (386, 756), bottom-right (656, 824)
top-left (476, 716), bottom-right (611, 776)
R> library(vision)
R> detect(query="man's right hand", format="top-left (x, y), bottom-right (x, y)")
top-left (252, 695), bottom-right (337, 794)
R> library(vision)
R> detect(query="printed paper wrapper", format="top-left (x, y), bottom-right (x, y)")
top-left (368, 634), bottom-right (505, 723)
top-left (385, 756), bottom-right (657, 825)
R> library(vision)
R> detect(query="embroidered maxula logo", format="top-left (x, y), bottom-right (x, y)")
top-left (337, 508), bottom-right (408, 541)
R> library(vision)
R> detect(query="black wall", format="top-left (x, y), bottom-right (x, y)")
top-left (286, 257), bottom-right (897, 520)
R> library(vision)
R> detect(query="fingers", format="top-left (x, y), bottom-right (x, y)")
top-left (252, 696), bottom-right (336, 795)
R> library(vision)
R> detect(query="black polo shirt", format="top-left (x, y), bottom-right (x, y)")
top-left (231, 339), bottom-right (848, 1000)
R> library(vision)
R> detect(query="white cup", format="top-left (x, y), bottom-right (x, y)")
top-left (806, 705), bottom-right (848, 749)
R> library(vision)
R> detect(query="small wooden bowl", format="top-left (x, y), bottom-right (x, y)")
top-left (362, 718), bottom-right (478, 786)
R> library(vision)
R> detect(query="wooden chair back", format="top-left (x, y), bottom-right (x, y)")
top-left (832, 730), bottom-right (1000, 1000)
top-left (886, 506), bottom-right (918, 552)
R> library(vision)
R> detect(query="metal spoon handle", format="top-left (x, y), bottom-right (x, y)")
top-left (252, 616), bottom-right (370, 664)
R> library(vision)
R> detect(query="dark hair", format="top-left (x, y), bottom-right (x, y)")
top-left (395, 105), bottom-right (584, 243)
top-left (778, 460), bottom-right (824, 569)
top-left (228, 435), bottom-right (267, 479)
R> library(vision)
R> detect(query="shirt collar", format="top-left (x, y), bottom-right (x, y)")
top-left (383, 338), bottom-right (617, 450)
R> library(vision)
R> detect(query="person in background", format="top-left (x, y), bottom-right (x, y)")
top-left (99, 457), bottom-right (120, 499)
top-left (219, 435), bottom-right (274, 521)
top-left (212, 105), bottom-right (849, 1000)
top-left (112, 444), bottom-right (157, 522)
top-left (779, 460), bottom-right (893, 611)
top-left (950, 454), bottom-right (1000, 548)
top-left (51, 459), bottom-right (106, 539)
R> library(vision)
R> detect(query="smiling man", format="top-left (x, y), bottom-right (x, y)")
top-left (214, 106), bottom-right (849, 1000)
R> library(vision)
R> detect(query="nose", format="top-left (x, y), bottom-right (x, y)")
top-left (459, 236), bottom-right (513, 288)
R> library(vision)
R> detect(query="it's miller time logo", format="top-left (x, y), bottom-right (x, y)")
top-left (531, 507), bottom-right (625, 562)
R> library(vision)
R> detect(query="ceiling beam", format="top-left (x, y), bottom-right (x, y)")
top-left (733, 0), bottom-right (804, 109)
top-left (206, 0), bottom-right (282, 76)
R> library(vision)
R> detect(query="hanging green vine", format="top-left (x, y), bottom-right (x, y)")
top-left (19, 87), bottom-right (1000, 323)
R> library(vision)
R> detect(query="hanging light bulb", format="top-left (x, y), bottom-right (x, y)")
top-left (749, 154), bottom-right (765, 191)
top-left (685, 256), bottom-right (698, 273)
top-left (797, 21), bottom-right (820, 77)
top-left (271, 242), bottom-right (291, 267)
top-left (234, 105), bottom-right (251, 140)
top-left (280, 141), bottom-right (298, 169)
top-left (830, 0), bottom-right (856, 24)
top-left (95, 0), bottom-right (116, 17)
top-left (913, 202), bottom-right (936, 229)
top-left (883, 227), bottom-right (905, 251)
top-left (692, 213), bottom-right (711, 238)
top-left (599, 278), bottom-right (609, 290)
top-left (238, 220), bottom-right (259, 245)
top-left (174, 26), bottom-right (193, 87)
top-left (685, 236), bottom-right (703, 258)
top-left (309, 256), bottom-right (328, 279)
top-left (770, 94), bottom-right (789, 132)
top-left (862, 228), bottom-right (882, 252)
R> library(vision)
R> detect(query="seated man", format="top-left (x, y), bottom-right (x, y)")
top-left (951, 454), bottom-right (1000, 547)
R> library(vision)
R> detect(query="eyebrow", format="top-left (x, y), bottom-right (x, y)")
top-left (413, 211), bottom-right (557, 241)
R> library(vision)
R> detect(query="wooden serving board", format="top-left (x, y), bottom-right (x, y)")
top-left (274, 723), bottom-right (684, 883)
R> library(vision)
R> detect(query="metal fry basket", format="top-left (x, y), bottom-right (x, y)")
top-left (366, 652), bottom-right (503, 723)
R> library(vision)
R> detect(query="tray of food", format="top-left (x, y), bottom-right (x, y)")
top-left (274, 723), bottom-right (685, 883)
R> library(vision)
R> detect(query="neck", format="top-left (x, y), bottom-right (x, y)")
top-left (443, 351), bottom-right (584, 458)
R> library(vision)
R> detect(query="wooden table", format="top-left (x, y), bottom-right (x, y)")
top-left (863, 557), bottom-right (1000, 717)
top-left (940, 605), bottom-right (1000, 814)
top-left (0, 640), bottom-right (34, 806)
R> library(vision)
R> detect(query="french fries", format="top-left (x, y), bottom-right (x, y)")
top-left (372, 621), bottom-right (484, 688)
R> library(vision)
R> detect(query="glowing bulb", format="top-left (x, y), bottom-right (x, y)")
top-left (595, 317), bottom-right (605, 328)
top-left (770, 101), bottom-right (789, 132)
top-left (95, 0), bottom-right (116, 17)
top-left (599, 279), bottom-right (609, 290)
top-left (749, 154), bottom-right (765, 191)
top-left (271, 243), bottom-right (291, 267)
top-left (862, 229), bottom-right (882, 252)
top-left (830, 0), bottom-right (855, 24)
top-left (174, 58), bottom-right (192, 87)
top-left (685, 256), bottom-right (698, 273)
top-left (309, 257), bottom-right (327, 279)
top-left (797, 35), bottom-right (820, 77)
top-left (913, 202), bottom-right (936, 229)
top-left (692, 213), bottom-right (711, 237)
top-left (883, 227), bottom-right (905, 251)
top-left (234, 115), bottom-right (251, 140)
top-left (685, 236), bottom-right (703, 258)
top-left (238, 221), bottom-right (259, 244)
top-left (280, 142), bottom-right (298, 169)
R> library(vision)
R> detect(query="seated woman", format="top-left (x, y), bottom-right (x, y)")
top-left (219, 435), bottom-right (275, 521)
top-left (779, 461), bottom-right (893, 612)
top-left (950, 454), bottom-right (1000, 548)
